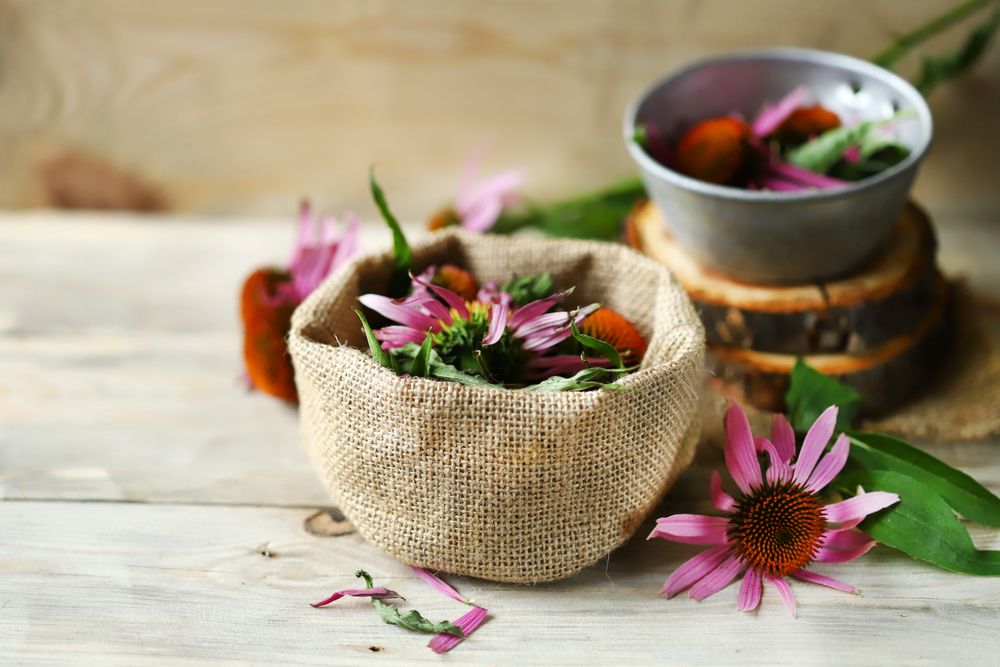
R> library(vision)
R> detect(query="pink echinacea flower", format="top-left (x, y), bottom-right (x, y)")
top-left (649, 403), bottom-right (899, 617)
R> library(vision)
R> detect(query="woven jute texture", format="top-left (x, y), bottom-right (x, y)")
top-left (288, 229), bottom-right (705, 583)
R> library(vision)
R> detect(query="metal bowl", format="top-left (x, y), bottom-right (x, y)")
top-left (624, 48), bottom-right (933, 284)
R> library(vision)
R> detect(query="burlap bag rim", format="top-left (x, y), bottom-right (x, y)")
top-left (289, 229), bottom-right (706, 582)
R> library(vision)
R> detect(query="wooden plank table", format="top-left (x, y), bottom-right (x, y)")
top-left (2, 210), bottom-right (1000, 666)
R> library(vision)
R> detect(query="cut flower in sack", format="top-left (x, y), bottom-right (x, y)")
top-left (361, 173), bottom-right (647, 391)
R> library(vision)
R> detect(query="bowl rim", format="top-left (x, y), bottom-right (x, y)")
top-left (623, 47), bottom-right (934, 203)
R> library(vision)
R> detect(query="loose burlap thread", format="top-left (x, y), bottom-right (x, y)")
top-left (289, 230), bottom-right (705, 583)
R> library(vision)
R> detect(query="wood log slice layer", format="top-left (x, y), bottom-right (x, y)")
top-left (626, 199), bottom-right (952, 416)
top-left (627, 200), bottom-right (939, 356)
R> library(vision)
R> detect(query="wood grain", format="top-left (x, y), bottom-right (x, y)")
top-left (2, 211), bottom-right (1000, 664)
top-left (0, 0), bottom-right (997, 219)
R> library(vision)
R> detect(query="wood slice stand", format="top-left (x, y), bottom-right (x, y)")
top-left (626, 200), bottom-right (951, 415)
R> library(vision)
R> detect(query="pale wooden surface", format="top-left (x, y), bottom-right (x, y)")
top-left (0, 0), bottom-right (998, 219)
top-left (2, 211), bottom-right (1000, 666)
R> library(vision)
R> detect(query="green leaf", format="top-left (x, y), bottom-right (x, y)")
top-left (870, 0), bottom-right (994, 69)
top-left (848, 432), bottom-right (1000, 527)
top-left (371, 600), bottom-right (463, 636)
top-left (355, 570), bottom-right (463, 637)
top-left (522, 366), bottom-right (630, 392)
top-left (492, 177), bottom-right (645, 241)
top-left (784, 358), bottom-right (862, 432)
top-left (915, 5), bottom-right (1000, 93)
top-left (409, 333), bottom-right (434, 378)
top-left (369, 168), bottom-right (412, 295)
top-left (427, 357), bottom-right (499, 388)
top-left (571, 321), bottom-right (623, 369)
top-left (501, 273), bottom-right (555, 306)
top-left (786, 120), bottom-right (884, 174)
top-left (835, 470), bottom-right (1000, 575)
top-left (354, 308), bottom-right (397, 372)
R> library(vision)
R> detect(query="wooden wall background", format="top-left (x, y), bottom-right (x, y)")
top-left (0, 0), bottom-right (997, 221)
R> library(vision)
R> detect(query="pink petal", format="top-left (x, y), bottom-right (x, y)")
top-left (792, 405), bottom-right (838, 485)
top-left (456, 144), bottom-right (486, 209)
top-left (709, 471), bottom-right (736, 513)
top-left (790, 569), bottom-right (859, 595)
top-left (806, 433), bottom-right (850, 493)
top-left (520, 327), bottom-right (574, 352)
top-left (411, 567), bottom-right (468, 604)
top-left (758, 176), bottom-right (809, 192)
top-left (758, 439), bottom-right (792, 485)
top-left (525, 354), bottom-right (590, 369)
top-left (358, 294), bottom-right (440, 331)
top-left (661, 545), bottom-right (732, 598)
top-left (820, 528), bottom-right (873, 551)
top-left (415, 295), bottom-right (455, 326)
top-left (289, 199), bottom-right (314, 268)
top-left (458, 171), bottom-right (524, 216)
top-left (512, 311), bottom-right (574, 337)
top-left (765, 161), bottom-right (849, 189)
top-left (330, 213), bottom-right (361, 274)
top-left (724, 403), bottom-right (762, 494)
top-left (428, 606), bottom-right (488, 654)
top-left (507, 289), bottom-right (573, 330)
top-left (737, 568), bottom-right (763, 612)
top-left (311, 587), bottom-right (401, 607)
top-left (648, 514), bottom-right (730, 545)
top-left (524, 354), bottom-right (609, 380)
top-left (752, 85), bottom-right (808, 137)
top-left (482, 302), bottom-right (509, 346)
top-left (815, 540), bottom-right (876, 563)
top-left (460, 196), bottom-right (503, 233)
top-left (770, 413), bottom-right (797, 464)
top-left (823, 491), bottom-right (900, 524)
top-left (689, 554), bottom-right (743, 601)
top-left (766, 575), bottom-right (797, 618)
top-left (410, 272), bottom-right (470, 320)
top-left (374, 325), bottom-right (428, 348)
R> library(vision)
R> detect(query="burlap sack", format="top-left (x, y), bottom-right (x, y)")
top-left (289, 229), bottom-right (705, 583)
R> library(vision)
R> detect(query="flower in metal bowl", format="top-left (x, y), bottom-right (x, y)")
top-left (624, 48), bottom-right (933, 284)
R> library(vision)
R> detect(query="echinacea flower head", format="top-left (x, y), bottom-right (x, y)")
top-left (427, 145), bottom-right (523, 233)
top-left (240, 200), bottom-right (360, 402)
top-left (279, 200), bottom-right (361, 304)
top-left (432, 264), bottom-right (478, 302)
top-left (579, 307), bottom-right (647, 367)
top-left (359, 271), bottom-right (598, 383)
top-left (649, 403), bottom-right (900, 617)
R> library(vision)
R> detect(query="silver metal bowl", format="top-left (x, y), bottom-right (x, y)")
top-left (624, 48), bottom-right (933, 284)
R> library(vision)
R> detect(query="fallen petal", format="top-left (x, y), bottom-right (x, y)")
top-left (411, 566), bottom-right (469, 604)
top-left (311, 587), bottom-right (401, 608)
top-left (428, 606), bottom-right (488, 654)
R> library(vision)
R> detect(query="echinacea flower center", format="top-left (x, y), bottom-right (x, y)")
top-left (432, 302), bottom-right (524, 382)
top-left (727, 481), bottom-right (825, 577)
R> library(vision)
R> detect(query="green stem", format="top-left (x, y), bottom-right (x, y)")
top-left (871, 0), bottom-right (995, 68)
